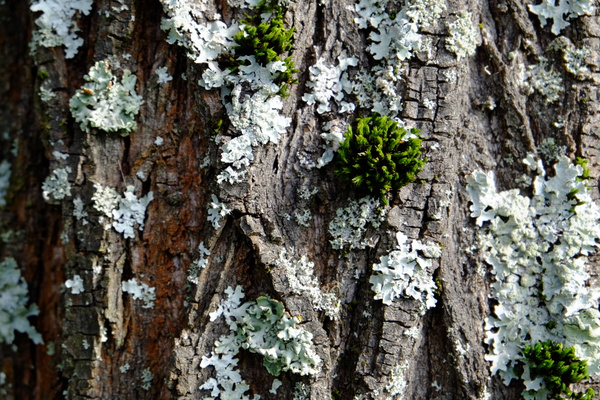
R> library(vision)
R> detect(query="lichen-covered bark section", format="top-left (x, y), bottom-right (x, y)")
top-left (2, 0), bottom-right (600, 399)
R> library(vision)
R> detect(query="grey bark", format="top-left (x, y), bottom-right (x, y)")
top-left (1, 0), bottom-right (599, 399)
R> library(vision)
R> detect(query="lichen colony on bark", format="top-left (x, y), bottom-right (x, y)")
top-left (0, 0), bottom-right (599, 399)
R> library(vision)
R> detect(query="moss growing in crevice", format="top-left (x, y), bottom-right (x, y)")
top-left (523, 340), bottom-right (594, 400)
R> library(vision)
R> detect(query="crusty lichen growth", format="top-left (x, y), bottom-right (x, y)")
top-left (446, 11), bottom-right (478, 60)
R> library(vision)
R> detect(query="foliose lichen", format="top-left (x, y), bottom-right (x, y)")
top-left (92, 184), bottom-right (153, 239)
top-left (275, 250), bottom-right (341, 320)
top-left (524, 57), bottom-right (564, 104)
top-left (65, 275), bottom-right (84, 294)
top-left (122, 278), bottom-right (156, 309)
top-left (207, 194), bottom-right (231, 229)
top-left (30, 0), bottom-right (93, 58)
top-left (445, 11), bottom-right (478, 60)
top-left (0, 257), bottom-right (43, 345)
top-left (302, 51), bottom-right (357, 114)
top-left (0, 160), bottom-right (11, 207)
top-left (69, 60), bottom-right (143, 135)
top-left (528, 0), bottom-right (594, 35)
top-left (369, 231), bottom-right (441, 313)
top-left (200, 286), bottom-right (321, 399)
top-left (467, 154), bottom-right (600, 398)
top-left (328, 196), bottom-right (387, 250)
top-left (42, 167), bottom-right (72, 203)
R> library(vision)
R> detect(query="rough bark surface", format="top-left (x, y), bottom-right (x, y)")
top-left (1, 0), bottom-right (600, 399)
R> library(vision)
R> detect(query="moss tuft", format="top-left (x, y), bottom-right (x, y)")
top-left (524, 340), bottom-right (595, 400)
top-left (334, 115), bottom-right (426, 205)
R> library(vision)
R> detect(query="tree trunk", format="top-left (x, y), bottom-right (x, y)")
top-left (1, 0), bottom-right (599, 399)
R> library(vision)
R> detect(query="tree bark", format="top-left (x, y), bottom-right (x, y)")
top-left (1, 0), bottom-right (600, 399)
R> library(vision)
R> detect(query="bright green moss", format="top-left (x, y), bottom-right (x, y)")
top-left (334, 115), bottom-right (426, 205)
top-left (524, 340), bottom-right (595, 400)
top-left (232, 1), bottom-right (297, 95)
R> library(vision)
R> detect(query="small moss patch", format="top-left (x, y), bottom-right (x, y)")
top-left (334, 115), bottom-right (426, 205)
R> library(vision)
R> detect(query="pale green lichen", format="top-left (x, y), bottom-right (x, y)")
top-left (122, 278), bottom-right (156, 309)
top-left (30, 0), bottom-right (93, 58)
top-left (200, 286), bottom-right (321, 399)
top-left (275, 250), bottom-right (341, 320)
top-left (467, 154), bottom-right (600, 398)
top-left (369, 232), bottom-right (441, 313)
top-left (69, 60), bottom-right (143, 135)
top-left (42, 167), bottom-right (72, 203)
top-left (528, 0), bottom-right (594, 35)
top-left (0, 160), bottom-right (11, 207)
top-left (0, 258), bottom-right (43, 345)
top-left (525, 57), bottom-right (564, 104)
top-left (547, 36), bottom-right (592, 80)
top-left (328, 196), bottom-right (387, 250)
top-left (91, 184), bottom-right (153, 239)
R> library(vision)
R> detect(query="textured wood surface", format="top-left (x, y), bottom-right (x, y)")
top-left (1, 0), bottom-right (599, 399)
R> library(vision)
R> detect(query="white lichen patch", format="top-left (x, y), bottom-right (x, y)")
top-left (369, 232), bottom-right (441, 312)
top-left (201, 286), bottom-right (321, 399)
top-left (73, 197), bottom-right (89, 224)
top-left (39, 84), bottom-right (56, 103)
top-left (92, 184), bottom-right (153, 239)
top-left (524, 57), bottom-right (563, 104)
top-left (302, 51), bottom-right (357, 114)
top-left (42, 167), bottom-right (72, 203)
top-left (141, 368), bottom-right (153, 391)
top-left (275, 250), bottom-right (341, 320)
top-left (269, 379), bottom-right (282, 395)
top-left (122, 278), bottom-right (156, 309)
top-left (352, 1), bottom-right (418, 116)
top-left (188, 242), bottom-right (210, 284)
top-left (351, 0), bottom-right (446, 117)
top-left (91, 183), bottom-right (120, 216)
top-left (30, 0), bottom-right (93, 58)
top-left (548, 36), bottom-right (592, 80)
top-left (385, 362), bottom-right (409, 398)
top-left (209, 57), bottom-right (292, 184)
top-left (317, 120), bottom-right (347, 168)
top-left (528, 0), bottom-right (594, 35)
top-left (329, 196), bottom-right (387, 250)
top-left (293, 382), bottom-right (311, 400)
top-left (0, 258), bottom-right (43, 345)
top-left (445, 11), bottom-right (478, 60)
top-left (406, 0), bottom-right (447, 27)
top-left (69, 60), bottom-right (143, 135)
top-left (467, 155), bottom-right (600, 395)
top-left (65, 275), bottom-right (84, 294)
top-left (161, 2), bottom-right (291, 185)
top-left (155, 66), bottom-right (173, 84)
top-left (537, 138), bottom-right (566, 164)
top-left (160, 1), bottom-right (239, 65)
top-left (111, 186), bottom-right (154, 239)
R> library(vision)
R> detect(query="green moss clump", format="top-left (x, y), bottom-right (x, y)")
top-left (334, 115), bottom-right (426, 205)
top-left (575, 157), bottom-right (591, 181)
top-left (524, 340), bottom-right (595, 400)
top-left (232, 1), bottom-right (297, 95)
